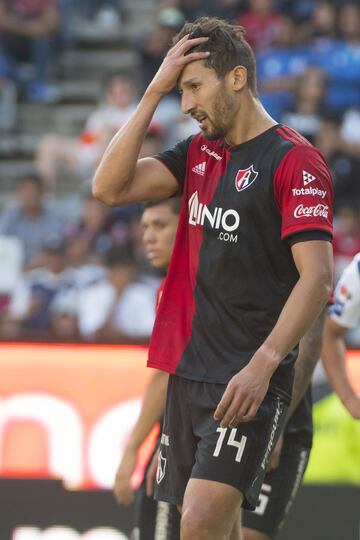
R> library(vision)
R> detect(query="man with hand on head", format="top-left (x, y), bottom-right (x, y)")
top-left (93, 17), bottom-right (333, 540)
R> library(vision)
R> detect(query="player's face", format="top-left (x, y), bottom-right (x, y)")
top-left (179, 60), bottom-right (238, 140)
top-left (141, 205), bottom-right (178, 269)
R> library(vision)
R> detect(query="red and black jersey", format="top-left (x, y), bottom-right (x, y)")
top-left (147, 124), bottom-right (333, 402)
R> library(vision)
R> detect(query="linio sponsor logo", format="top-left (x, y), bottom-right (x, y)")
top-left (292, 187), bottom-right (327, 199)
top-left (294, 204), bottom-right (329, 219)
top-left (188, 191), bottom-right (240, 243)
top-left (12, 526), bottom-right (127, 539)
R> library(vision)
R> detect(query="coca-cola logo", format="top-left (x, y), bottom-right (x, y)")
top-left (294, 204), bottom-right (329, 219)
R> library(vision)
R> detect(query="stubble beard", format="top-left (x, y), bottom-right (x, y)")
top-left (203, 85), bottom-right (238, 141)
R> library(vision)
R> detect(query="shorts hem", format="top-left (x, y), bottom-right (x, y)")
top-left (190, 473), bottom-right (257, 511)
top-left (154, 490), bottom-right (183, 507)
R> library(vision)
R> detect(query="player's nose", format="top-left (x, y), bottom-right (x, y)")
top-left (143, 228), bottom-right (156, 244)
top-left (181, 93), bottom-right (196, 115)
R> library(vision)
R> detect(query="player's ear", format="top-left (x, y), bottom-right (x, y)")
top-left (232, 65), bottom-right (247, 92)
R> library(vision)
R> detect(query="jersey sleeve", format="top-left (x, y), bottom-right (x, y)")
top-left (154, 136), bottom-right (193, 191)
top-left (273, 145), bottom-right (333, 240)
top-left (328, 255), bottom-right (360, 328)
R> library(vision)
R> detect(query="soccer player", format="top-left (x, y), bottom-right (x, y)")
top-left (113, 198), bottom-right (181, 539)
top-left (322, 253), bottom-right (360, 419)
top-left (93, 17), bottom-right (333, 540)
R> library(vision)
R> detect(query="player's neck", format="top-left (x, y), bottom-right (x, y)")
top-left (224, 96), bottom-right (277, 147)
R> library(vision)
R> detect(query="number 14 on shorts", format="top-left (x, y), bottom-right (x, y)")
top-left (213, 427), bottom-right (247, 463)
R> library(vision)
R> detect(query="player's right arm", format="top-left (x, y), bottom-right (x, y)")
top-left (321, 256), bottom-right (360, 419)
top-left (322, 317), bottom-right (360, 419)
top-left (92, 36), bottom-right (209, 207)
top-left (114, 369), bottom-right (168, 505)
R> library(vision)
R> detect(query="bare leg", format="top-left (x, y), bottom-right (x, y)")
top-left (229, 508), bottom-right (243, 540)
top-left (180, 478), bottom-right (243, 540)
top-left (243, 528), bottom-right (271, 540)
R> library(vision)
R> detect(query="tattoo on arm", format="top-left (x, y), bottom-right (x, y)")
top-left (286, 311), bottom-right (325, 422)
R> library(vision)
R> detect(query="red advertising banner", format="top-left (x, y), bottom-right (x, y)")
top-left (0, 343), bottom-right (158, 490)
top-left (0, 343), bottom-right (359, 490)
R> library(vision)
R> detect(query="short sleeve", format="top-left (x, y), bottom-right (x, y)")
top-left (273, 145), bottom-right (333, 240)
top-left (328, 255), bottom-right (360, 329)
top-left (154, 136), bottom-right (193, 191)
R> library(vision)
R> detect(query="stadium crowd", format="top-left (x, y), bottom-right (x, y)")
top-left (1, 0), bottom-right (360, 342)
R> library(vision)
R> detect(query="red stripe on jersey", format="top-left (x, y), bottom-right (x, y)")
top-left (281, 125), bottom-right (311, 146)
top-left (276, 127), bottom-right (302, 146)
top-left (148, 136), bottom-right (230, 374)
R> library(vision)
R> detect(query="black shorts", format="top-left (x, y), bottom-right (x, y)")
top-left (131, 449), bottom-right (180, 540)
top-left (242, 437), bottom-right (311, 538)
top-left (154, 375), bottom-right (287, 511)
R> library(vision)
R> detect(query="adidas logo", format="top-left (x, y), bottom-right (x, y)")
top-left (303, 170), bottom-right (316, 185)
top-left (192, 162), bottom-right (206, 176)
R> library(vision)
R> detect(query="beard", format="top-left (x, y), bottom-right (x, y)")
top-left (202, 84), bottom-right (238, 141)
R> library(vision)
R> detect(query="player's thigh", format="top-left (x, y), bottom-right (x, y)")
top-left (181, 477), bottom-right (243, 537)
top-left (243, 528), bottom-right (271, 540)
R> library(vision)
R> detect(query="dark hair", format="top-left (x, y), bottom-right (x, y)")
top-left (173, 17), bottom-right (258, 96)
top-left (143, 197), bottom-right (181, 215)
top-left (104, 245), bottom-right (136, 268)
top-left (18, 173), bottom-right (44, 190)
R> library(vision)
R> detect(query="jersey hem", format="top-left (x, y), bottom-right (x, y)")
top-left (282, 223), bottom-right (333, 240)
top-left (147, 363), bottom-right (292, 403)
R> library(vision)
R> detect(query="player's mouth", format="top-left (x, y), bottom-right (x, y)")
top-left (194, 114), bottom-right (208, 129)
top-left (146, 249), bottom-right (160, 261)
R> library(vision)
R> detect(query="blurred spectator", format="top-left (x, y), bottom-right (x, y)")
top-left (82, 0), bottom-right (122, 27)
top-left (333, 204), bottom-right (360, 282)
top-left (257, 14), bottom-right (310, 119)
top-left (237, 0), bottom-right (282, 52)
top-left (314, 117), bottom-right (360, 208)
top-left (1, 240), bottom-right (73, 340)
top-left (281, 67), bottom-right (326, 143)
top-left (176, 0), bottom-right (207, 21)
top-left (35, 72), bottom-right (138, 191)
top-left (77, 246), bottom-right (156, 342)
top-left (65, 194), bottom-right (112, 259)
top-left (0, 174), bottom-right (64, 267)
top-left (340, 107), bottom-right (360, 158)
top-left (310, 2), bottom-right (360, 112)
top-left (206, 0), bottom-right (242, 21)
top-left (0, 0), bottom-right (60, 102)
top-left (305, 0), bottom-right (337, 43)
top-left (0, 76), bottom-right (17, 130)
top-left (137, 7), bottom-right (185, 92)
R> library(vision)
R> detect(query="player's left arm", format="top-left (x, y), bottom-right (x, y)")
top-left (215, 240), bottom-right (332, 428)
top-left (215, 144), bottom-right (334, 428)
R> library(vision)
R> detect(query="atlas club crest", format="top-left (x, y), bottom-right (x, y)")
top-left (235, 165), bottom-right (258, 192)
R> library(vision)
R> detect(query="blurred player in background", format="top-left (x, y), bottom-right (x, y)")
top-left (93, 17), bottom-right (333, 540)
top-left (322, 253), bottom-right (360, 419)
top-left (114, 197), bottom-right (181, 540)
